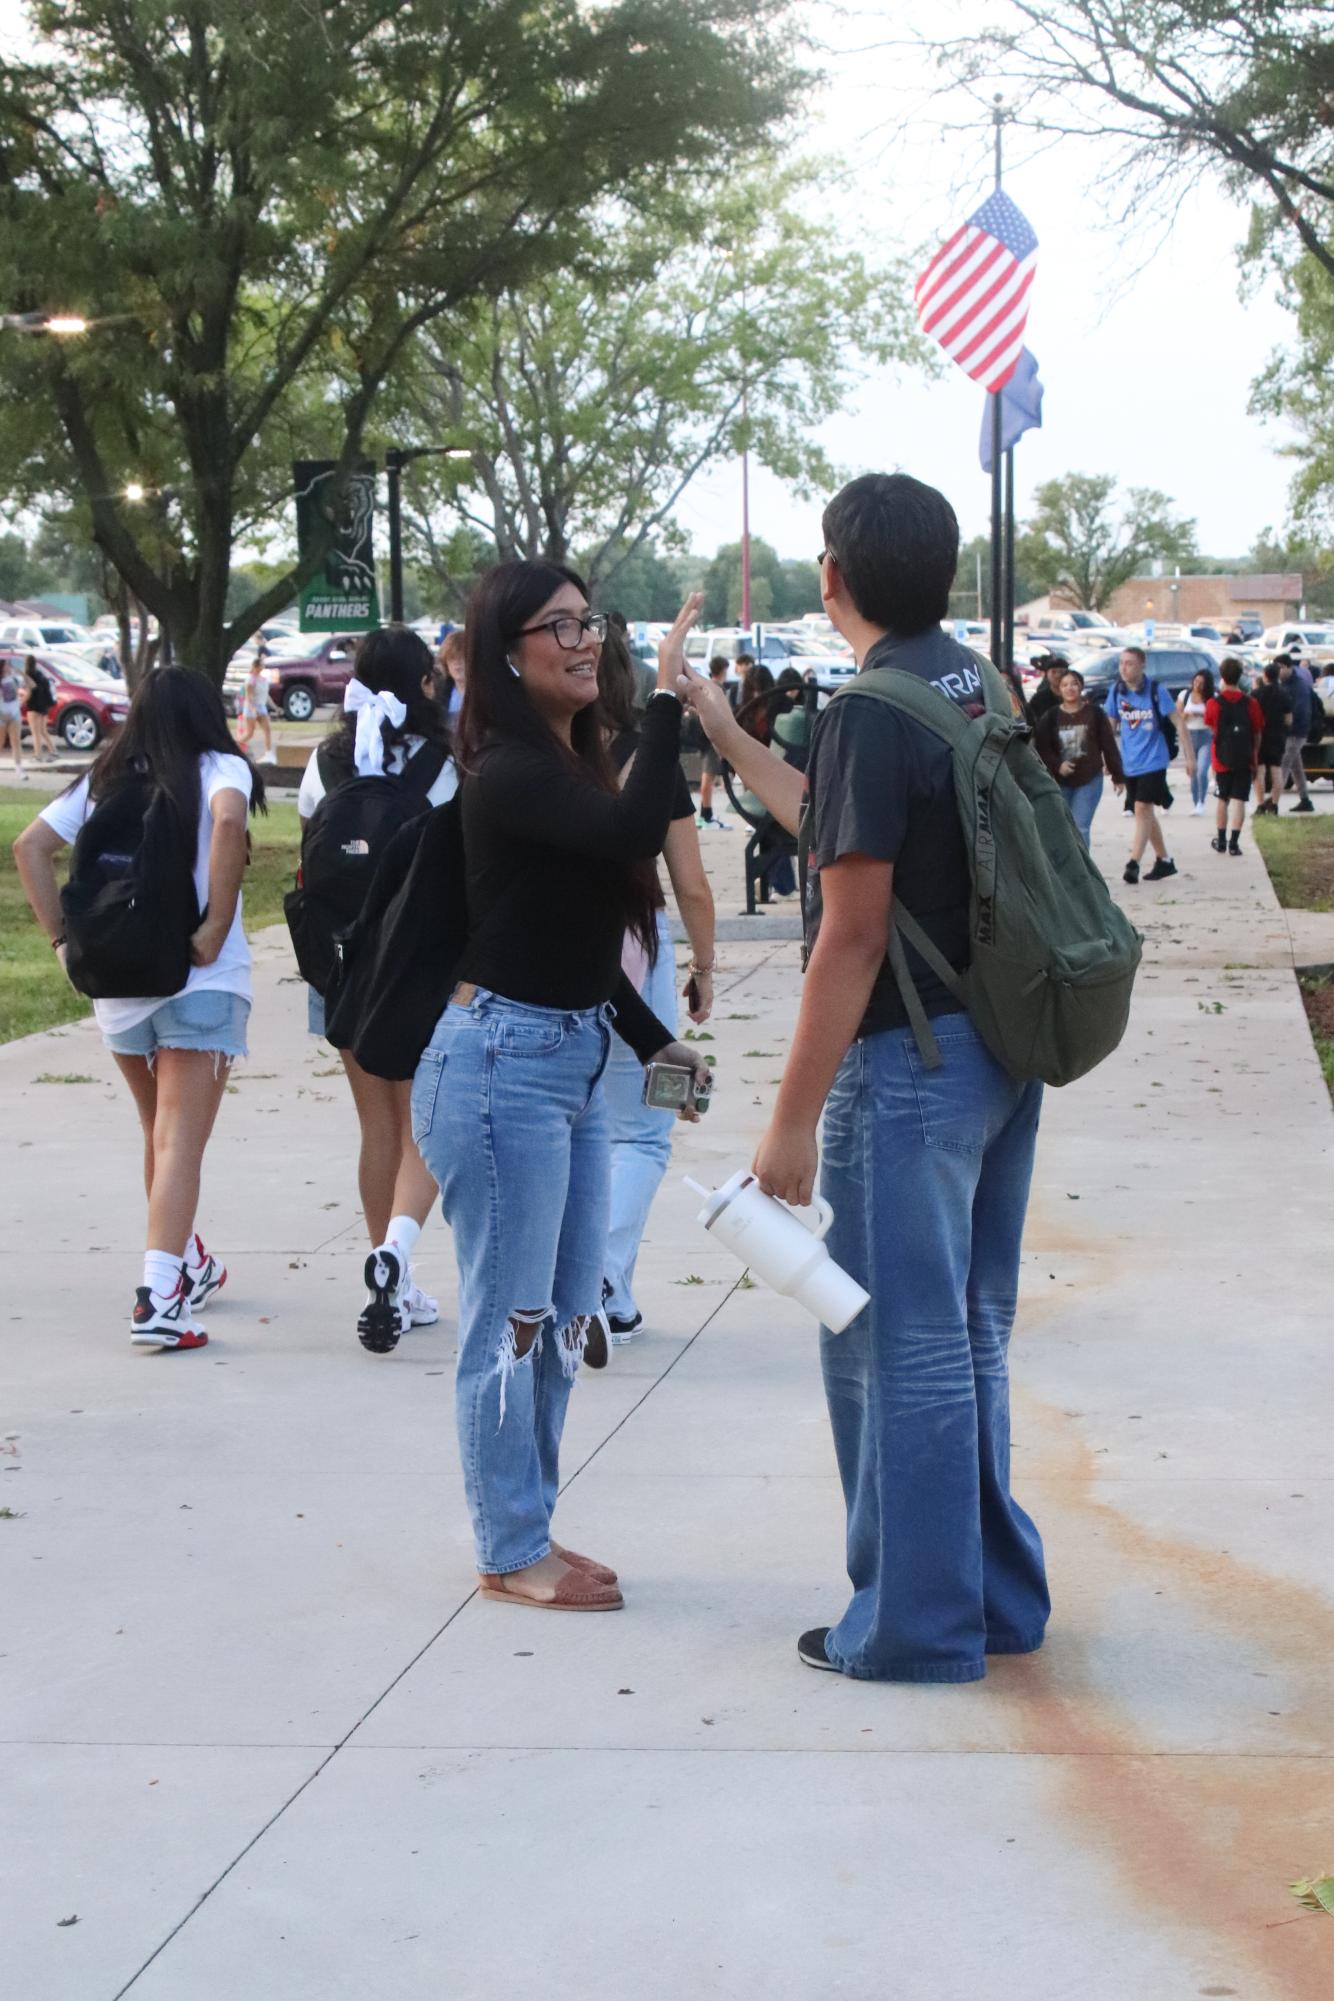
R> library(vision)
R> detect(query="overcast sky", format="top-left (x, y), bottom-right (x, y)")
top-left (677, 5), bottom-right (1299, 563)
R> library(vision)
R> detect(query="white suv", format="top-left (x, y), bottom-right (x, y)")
top-left (0, 617), bottom-right (92, 652)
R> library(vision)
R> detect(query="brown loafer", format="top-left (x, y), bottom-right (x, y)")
top-left (478, 1562), bottom-right (623, 1612)
top-left (550, 1541), bottom-right (618, 1586)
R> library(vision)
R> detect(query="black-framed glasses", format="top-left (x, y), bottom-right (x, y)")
top-left (815, 547), bottom-right (835, 567)
top-left (516, 612), bottom-right (608, 650)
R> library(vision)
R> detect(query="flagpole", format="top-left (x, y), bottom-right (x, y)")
top-left (989, 98), bottom-right (1005, 674)
top-left (1004, 445), bottom-right (1016, 676)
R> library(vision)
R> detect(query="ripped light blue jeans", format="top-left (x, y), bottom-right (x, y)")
top-left (411, 989), bottom-right (613, 1574)
top-left (818, 1014), bottom-right (1050, 1681)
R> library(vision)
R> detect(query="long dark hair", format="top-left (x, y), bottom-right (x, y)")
top-left (81, 666), bottom-right (265, 833)
top-left (459, 560), bottom-right (659, 957)
top-left (598, 618), bottom-right (640, 736)
top-left (322, 625), bottom-right (449, 778)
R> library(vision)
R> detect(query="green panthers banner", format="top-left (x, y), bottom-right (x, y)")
top-left (293, 460), bottom-right (380, 632)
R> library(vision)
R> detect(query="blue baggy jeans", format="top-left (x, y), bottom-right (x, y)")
top-left (818, 1014), bottom-right (1050, 1681)
top-left (602, 912), bottom-right (678, 1322)
top-left (412, 990), bottom-right (613, 1574)
top-left (1062, 773), bottom-right (1103, 849)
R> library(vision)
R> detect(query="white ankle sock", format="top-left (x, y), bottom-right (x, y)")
top-left (386, 1215), bottom-right (422, 1263)
top-left (144, 1249), bottom-right (184, 1299)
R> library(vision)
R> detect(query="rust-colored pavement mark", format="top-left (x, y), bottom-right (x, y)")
top-left (993, 1197), bottom-right (1334, 2001)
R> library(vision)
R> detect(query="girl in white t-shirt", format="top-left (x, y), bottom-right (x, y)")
top-left (237, 650), bottom-right (276, 763)
top-left (298, 626), bottom-right (456, 1353)
top-left (14, 668), bottom-right (264, 1352)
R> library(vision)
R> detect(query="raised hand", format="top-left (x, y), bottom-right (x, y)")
top-left (656, 592), bottom-right (704, 690)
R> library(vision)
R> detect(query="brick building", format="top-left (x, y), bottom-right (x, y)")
top-left (1102, 572), bottom-right (1303, 631)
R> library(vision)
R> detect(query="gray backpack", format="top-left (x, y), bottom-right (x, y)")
top-left (801, 660), bottom-right (1143, 1087)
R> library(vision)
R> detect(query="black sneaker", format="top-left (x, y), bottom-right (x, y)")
top-left (1228, 836), bottom-right (1242, 856)
top-left (359, 1248), bottom-right (403, 1355)
top-left (1122, 859), bottom-right (1140, 884)
top-left (1144, 857), bottom-right (1177, 881)
top-left (607, 1310), bottom-right (643, 1344)
top-left (797, 1627), bottom-right (839, 1672)
top-left (583, 1308), bottom-right (611, 1371)
top-left (1290, 798), bottom-right (1315, 813)
top-left (1211, 832), bottom-right (1228, 854)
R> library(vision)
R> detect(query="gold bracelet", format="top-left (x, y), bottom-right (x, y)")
top-left (689, 960), bottom-right (715, 975)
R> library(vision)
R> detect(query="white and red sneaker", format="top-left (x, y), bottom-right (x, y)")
top-left (185, 1234), bottom-right (227, 1311)
top-left (131, 1270), bottom-right (208, 1350)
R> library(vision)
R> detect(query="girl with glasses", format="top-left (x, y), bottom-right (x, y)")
top-left (410, 562), bottom-right (709, 1611)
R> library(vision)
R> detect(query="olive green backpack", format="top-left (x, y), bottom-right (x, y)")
top-left (800, 660), bottom-right (1143, 1088)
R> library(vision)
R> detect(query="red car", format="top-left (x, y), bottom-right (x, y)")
top-left (224, 634), bottom-right (361, 722)
top-left (5, 648), bottom-right (131, 752)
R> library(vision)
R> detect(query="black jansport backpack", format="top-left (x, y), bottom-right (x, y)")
top-left (284, 739), bottom-right (448, 996)
top-left (1213, 693), bottom-right (1255, 772)
top-left (61, 780), bottom-right (202, 999)
top-left (323, 796), bottom-right (471, 1081)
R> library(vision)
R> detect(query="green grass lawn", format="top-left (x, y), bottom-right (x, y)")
top-left (1253, 813), bottom-right (1334, 911)
top-left (0, 787), bottom-right (302, 1045)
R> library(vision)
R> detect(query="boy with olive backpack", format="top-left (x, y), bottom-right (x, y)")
top-left (678, 472), bottom-right (1141, 1684)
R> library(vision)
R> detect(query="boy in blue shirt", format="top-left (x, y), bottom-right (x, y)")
top-left (1104, 646), bottom-right (1179, 884)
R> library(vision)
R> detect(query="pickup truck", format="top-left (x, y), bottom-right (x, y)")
top-left (224, 634), bottom-right (360, 721)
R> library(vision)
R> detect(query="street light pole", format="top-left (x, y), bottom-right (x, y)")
top-left (383, 445), bottom-right (471, 624)
top-left (989, 99), bottom-right (1006, 676)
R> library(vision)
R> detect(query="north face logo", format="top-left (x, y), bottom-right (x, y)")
top-left (340, 838), bottom-right (371, 857)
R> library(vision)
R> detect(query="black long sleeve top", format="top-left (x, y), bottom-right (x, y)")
top-left (454, 692), bottom-right (682, 1060)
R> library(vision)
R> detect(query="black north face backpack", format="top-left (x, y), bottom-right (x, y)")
top-left (1213, 693), bottom-right (1255, 773)
top-left (284, 740), bottom-right (448, 996)
top-left (61, 780), bottom-right (202, 999)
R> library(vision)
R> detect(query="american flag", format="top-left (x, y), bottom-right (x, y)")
top-left (915, 190), bottom-right (1039, 395)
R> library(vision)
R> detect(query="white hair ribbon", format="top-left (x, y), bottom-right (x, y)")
top-left (343, 680), bottom-right (408, 776)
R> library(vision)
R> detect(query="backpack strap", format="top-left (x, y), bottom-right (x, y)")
top-left (399, 740), bottom-right (449, 802)
top-left (830, 664), bottom-right (1019, 1065)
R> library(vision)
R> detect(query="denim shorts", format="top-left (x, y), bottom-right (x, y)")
top-left (104, 989), bottom-right (250, 1061)
top-left (307, 985), bottom-right (326, 1037)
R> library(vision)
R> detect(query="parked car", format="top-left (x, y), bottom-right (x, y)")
top-left (6, 649), bottom-right (131, 750)
top-left (1258, 623), bottom-right (1334, 668)
top-left (1076, 644), bottom-right (1220, 706)
top-left (0, 616), bottom-right (93, 653)
top-left (223, 632), bottom-right (360, 720)
top-left (683, 624), bottom-right (856, 685)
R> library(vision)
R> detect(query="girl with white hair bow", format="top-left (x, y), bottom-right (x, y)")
top-left (296, 626), bottom-right (458, 1347)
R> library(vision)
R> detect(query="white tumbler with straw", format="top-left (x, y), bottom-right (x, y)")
top-left (683, 1171), bottom-right (869, 1333)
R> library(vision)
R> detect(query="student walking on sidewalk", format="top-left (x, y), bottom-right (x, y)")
top-left (1105, 647), bottom-right (1179, 884)
top-left (409, 565), bottom-right (708, 1612)
top-left (14, 669), bottom-right (262, 1349)
top-left (295, 627), bottom-right (457, 1350)
top-left (1205, 658), bottom-right (1263, 858)
top-left (679, 473), bottom-right (1051, 1682)
top-left (1277, 653), bottom-right (1315, 813)
top-left (1033, 665), bottom-right (1124, 847)
top-left (1176, 666), bottom-right (1215, 814)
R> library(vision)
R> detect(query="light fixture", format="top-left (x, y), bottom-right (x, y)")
top-left (45, 315), bottom-right (88, 336)
top-left (124, 482), bottom-right (146, 502)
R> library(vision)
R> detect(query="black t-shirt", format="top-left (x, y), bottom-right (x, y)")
top-left (1253, 680), bottom-right (1291, 759)
top-left (454, 694), bottom-right (682, 1057)
top-left (804, 628), bottom-right (978, 1039)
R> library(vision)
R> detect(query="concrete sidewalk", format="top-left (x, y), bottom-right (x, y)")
top-left (4, 801), bottom-right (1334, 2000)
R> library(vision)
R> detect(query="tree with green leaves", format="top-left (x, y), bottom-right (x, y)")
top-left (392, 164), bottom-right (930, 596)
top-left (700, 538), bottom-right (822, 626)
top-left (0, 0), bottom-right (797, 681)
top-left (1250, 251), bottom-right (1334, 549)
top-left (925, 3), bottom-right (1334, 284)
top-left (1017, 472), bottom-right (1197, 609)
